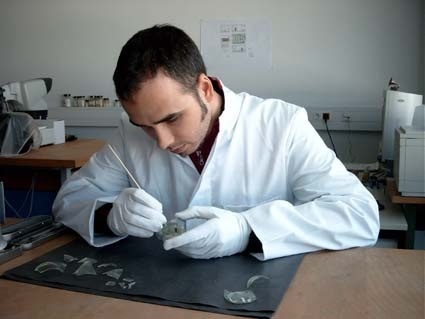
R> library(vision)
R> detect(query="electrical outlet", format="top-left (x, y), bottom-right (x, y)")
top-left (322, 112), bottom-right (330, 121)
top-left (342, 112), bottom-right (351, 122)
top-left (306, 106), bottom-right (381, 131)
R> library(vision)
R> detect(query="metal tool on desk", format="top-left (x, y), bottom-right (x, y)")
top-left (0, 222), bottom-right (7, 251)
top-left (0, 245), bottom-right (22, 264)
top-left (9, 222), bottom-right (66, 250)
top-left (0, 181), bottom-right (6, 250)
top-left (0, 181), bottom-right (5, 225)
top-left (0, 222), bottom-right (22, 265)
top-left (1, 215), bottom-right (53, 241)
top-left (0, 215), bottom-right (67, 264)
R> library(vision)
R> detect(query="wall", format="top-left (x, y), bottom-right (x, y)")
top-left (0, 0), bottom-right (423, 162)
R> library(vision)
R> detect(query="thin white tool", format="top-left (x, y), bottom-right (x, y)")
top-left (107, 144), bottom-right (142, 189)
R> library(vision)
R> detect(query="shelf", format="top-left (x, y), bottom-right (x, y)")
top-left (48, 107), bottom-right (123, 127)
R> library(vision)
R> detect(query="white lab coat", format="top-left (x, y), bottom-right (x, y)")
top-left (53, 84), bottom-right (379, 260)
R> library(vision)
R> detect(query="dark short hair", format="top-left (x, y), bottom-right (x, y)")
top-left (113, 24), bottom-right (207, 101)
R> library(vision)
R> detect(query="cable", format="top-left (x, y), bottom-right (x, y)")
top-left (324, 118), bottom-right (338, 158)
top-left (4, 173), bottom-right (37, 218)
top-left (345, 116), bottom-right (356, 162)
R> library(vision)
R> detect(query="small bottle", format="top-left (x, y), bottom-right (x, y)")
top-left (103, 98), bottom-right (110, 108)
top-left (113, 99), bottom-right (121, 108)
top-left (88, 96), bottom-right (95, 107)
top-left (95, 96), bottom-right (103, 107)
top-left (72, 96), bottom-right (78, 107)
top-left (77, 96), bottom-right (85, 107)
top-left (63, 94), bottom-right (72, 107)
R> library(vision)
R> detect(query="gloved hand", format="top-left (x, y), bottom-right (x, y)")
top-left (107, 188), bottom-right (166, 238)
top-left (163, 206), bottom-right (251, 259)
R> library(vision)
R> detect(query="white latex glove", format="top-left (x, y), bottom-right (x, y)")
top-left (107, 188), bottom-right (166, 238)
top-left (163, 206), bottom-right (251, 259)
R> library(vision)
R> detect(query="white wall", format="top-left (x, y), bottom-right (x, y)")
top-left (1, 0), bottom-right (423, 162)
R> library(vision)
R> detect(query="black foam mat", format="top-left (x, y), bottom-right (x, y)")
top-left (2, 237), bottom-right (304, 318)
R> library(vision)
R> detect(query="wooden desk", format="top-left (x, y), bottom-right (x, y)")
top-left (0, 138), bottom-right (105, 183)
top-left (387, 178), bottom-right (425, 249)
top-left (387, 178), bottom-right (425, 205)
top-left (0, 236), bottom-right (423, 319)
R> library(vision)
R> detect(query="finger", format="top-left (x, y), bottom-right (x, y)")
top-left (132, 189), bottom-right (162, 210)
top-left (126, 224), bottom-right (154, 238)
top-left (163, 225), bottom-right (208, 250)
top-left (123, 212), bottom-right (165, 233)
top-left (127, 204), bottom-right (167, 224)
top-left (172, 238), bottom-right (212, 259)
top-left (175, 206), bottom-right (217, 221)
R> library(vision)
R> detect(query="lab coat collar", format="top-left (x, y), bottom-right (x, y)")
top-left (216, 80), bottom-right (243, 141)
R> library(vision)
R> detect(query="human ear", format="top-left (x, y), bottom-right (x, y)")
top-left (197, 74), bottom-right (214, 103)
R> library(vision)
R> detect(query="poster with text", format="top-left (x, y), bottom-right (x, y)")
top-left (201, 20), bottom-right (272, 70)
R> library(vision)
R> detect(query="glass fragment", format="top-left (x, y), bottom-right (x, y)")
top-left (122, 277), bottom-right (135, 282)
top-left (246, 275), bottom-right (270, 288)
top-left (34, 261), bottom-right (67, 274)
top-left (73, 259), bottom-right (97, 276)
top-left (103, 268), bottom-right (123, 280)
top-left (105, 281), bottom-right (116, 287)
top-left (223, 274), bottom-right (270, 304)
top-left (97, 263), bottom-right (118, 268)
top-left (224, 289), bottom-right (256, 304)
top-left (64, 254), bottom-right (78, 263)
top-left (127, 281), bottom-right (136, 289)
top-left (157, 218), bottom-right (186, 240)
top-left (78, 257), bottom-right (98, 264)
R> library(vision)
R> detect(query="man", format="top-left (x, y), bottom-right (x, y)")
top-left (53, 24), bottom-right (379, 261)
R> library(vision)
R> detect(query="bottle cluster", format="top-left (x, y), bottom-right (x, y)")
top-left (62, 94), bottom-right (121, 108)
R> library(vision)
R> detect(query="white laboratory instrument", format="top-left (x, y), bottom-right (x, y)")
top-left (0, 78), bottom-right (64, 146)
top-left (394, 105), bottom-right (425, 197)
top-left (381, 90), bottom-right (423, 161)
top-left (0, 78), bottom-right (52, 119)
